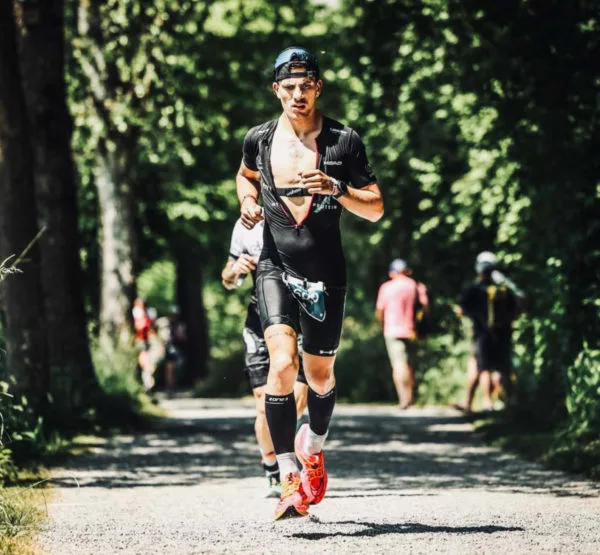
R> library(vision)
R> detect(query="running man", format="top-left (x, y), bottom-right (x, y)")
top-left (376, 258), bottom-right (429, 409)
top-left (236, 47), bottom-right (384, 519)
top-left (221, 218), bottom-right (308, 497)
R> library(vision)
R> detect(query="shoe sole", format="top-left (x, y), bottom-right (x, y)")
top-left (274, 505), bottom-right (308, 521)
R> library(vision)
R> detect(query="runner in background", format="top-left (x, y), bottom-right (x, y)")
top-left (132, 298), bottom-right (164, 393)
top-left (222, 218), bottom-right (308, 497)
top-left (155, 306), bottom-right (187, 397)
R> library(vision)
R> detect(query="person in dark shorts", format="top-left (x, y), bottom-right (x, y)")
top-left (236, 46), bottom-right (384, 519)
top-left (221, 218), bottom-right (308, 498)
top-left (458, 251), bottom-right (520, 412)
top-left (156, 306), bottom-right (187, 396)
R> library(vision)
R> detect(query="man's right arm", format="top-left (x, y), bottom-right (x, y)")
top-left (236, 161), bottom-right (264, 229)
top-left (237, 128), bottom-right (264, 229)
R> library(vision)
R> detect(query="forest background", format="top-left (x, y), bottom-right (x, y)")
top-left (0, 0), bottom-right (599, 489)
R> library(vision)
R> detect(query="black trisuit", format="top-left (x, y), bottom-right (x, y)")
top-left (242, 116), bottom-right (378, 356)
top-left (228, 219), bottom-right (307, 388)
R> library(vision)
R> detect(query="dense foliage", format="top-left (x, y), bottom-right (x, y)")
top-left (0, 0), bottom-right (598, 476)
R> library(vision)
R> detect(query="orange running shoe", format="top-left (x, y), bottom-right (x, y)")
top-left (295, 423), bottom-right (328, 505)
top-left (274, 473), bottom-right (309, 521)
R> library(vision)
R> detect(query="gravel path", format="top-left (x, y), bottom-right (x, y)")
top-left (40, 398), bottom-right (600, 554)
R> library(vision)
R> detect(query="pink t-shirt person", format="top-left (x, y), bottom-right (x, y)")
top-left (376, 275), bottom-right (429, 339)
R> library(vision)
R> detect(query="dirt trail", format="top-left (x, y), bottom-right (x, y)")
top-left (40, 398), bottom-right (600, 554)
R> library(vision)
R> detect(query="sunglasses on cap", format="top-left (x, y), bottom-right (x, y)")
top-left (273, 47), bottom-right (320, 81)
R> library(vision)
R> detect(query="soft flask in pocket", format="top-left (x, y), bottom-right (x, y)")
top-left (281, 273), bottom-right (327, 322)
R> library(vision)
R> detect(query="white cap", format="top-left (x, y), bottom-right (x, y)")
top-left (475, 251), bottom-right (497, 273)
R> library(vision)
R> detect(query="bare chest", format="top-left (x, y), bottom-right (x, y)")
top-left (270, 129), bottom-right (318, 221)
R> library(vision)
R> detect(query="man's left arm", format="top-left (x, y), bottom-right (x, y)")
top-left (301, 129), bottom-right (384, 222)
top-left (418, 283), bottom-right (430, 315)
top-left (301, 174), bottom-right (383, 222)
top-left (340, 129), bottom-right (384, 222)
top-left (336, 183), bottom-right (383, 223)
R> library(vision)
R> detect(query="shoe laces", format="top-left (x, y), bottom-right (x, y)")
top-left (305, 455), bottom-right (324, 481)
top-left (281, 473), bottom-right (302, 499)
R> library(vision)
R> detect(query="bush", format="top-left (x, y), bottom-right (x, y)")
top-left (90, 340), bottom-right (162, 426)
top-left (0, 381), bottom-right (69, 485)
top-left (566, 344), bottom-right (600, 435)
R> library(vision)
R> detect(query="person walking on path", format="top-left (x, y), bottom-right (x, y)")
top-left (222, 218), bottom-right (308, 497)
top-left (132, 298), bottom-right (164, 394)
top-left (460, 255), bottom-right (527, 411)
top-left (457, 251), bottom-right (521, 412)
top-left (376, 258), bottom-right (429, 409)
top-left (236, 46), bottom-right (383, 519)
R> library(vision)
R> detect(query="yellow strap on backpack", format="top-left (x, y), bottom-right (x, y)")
top-left (487, 285), bottom-right (497, 328)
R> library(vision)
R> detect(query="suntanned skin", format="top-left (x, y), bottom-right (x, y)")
top-left (221, 255), bottom-right (257, 290)
top-left (220, 253), bottom-right (307, 460)
top-left (236, 66), bottom-right (384, 398)
top-left (236, 71), bottom-right (384, 230)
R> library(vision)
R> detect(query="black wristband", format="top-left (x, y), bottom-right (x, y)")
top-left (332, 178), bottom-right (349, 199)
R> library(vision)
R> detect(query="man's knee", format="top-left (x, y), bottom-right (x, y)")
top-left (269, 351), bottom-right (299, 377)
top-left (253, 386), bottom-right (266, 414)
top-left (306, 366), bottom-right (335, 393)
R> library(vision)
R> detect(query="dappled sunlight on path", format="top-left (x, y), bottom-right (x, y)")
top-left (41, 399), bottom-right (600, 554)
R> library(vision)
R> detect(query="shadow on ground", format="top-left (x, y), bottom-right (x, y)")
top-left (290, 520), bottom-right (524, 540)
top-left (52, 399), bottom-right (598, 499)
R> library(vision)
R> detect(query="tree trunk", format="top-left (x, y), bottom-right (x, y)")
top-left (0, 1), bottom-right (49, 402)
top-left (174, 240), bottom-right (209, 386)
top-left (74, 0), bottom-right (138, 354)
top-left (14, 0), bottom-right (102, 412)
top-left (96, 143), bottom-right (137, 353)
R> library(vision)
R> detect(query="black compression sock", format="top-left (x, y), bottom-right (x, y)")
top-left (265, 392), bottom-right (297, 454)
top-left (262, 460), bottom-right (280, 482)
top-left (307, 386), bottom-right (336, 436)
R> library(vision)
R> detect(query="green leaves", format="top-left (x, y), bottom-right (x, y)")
top-left (62, 0), bottom-right (599, 433)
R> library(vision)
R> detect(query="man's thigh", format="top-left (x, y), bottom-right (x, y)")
top-left (489, 332), bottom-right (512, 373)
top-left (256, 267), bottom-right (299, 332)
top-left (243, 327), bottom-right (269, 389)
top-left (300, 286), bottom-right (347, 357)
top-left (385, 337), bottom-right (409, 367)
top-left (474, 333), bottom-right (512, 373)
